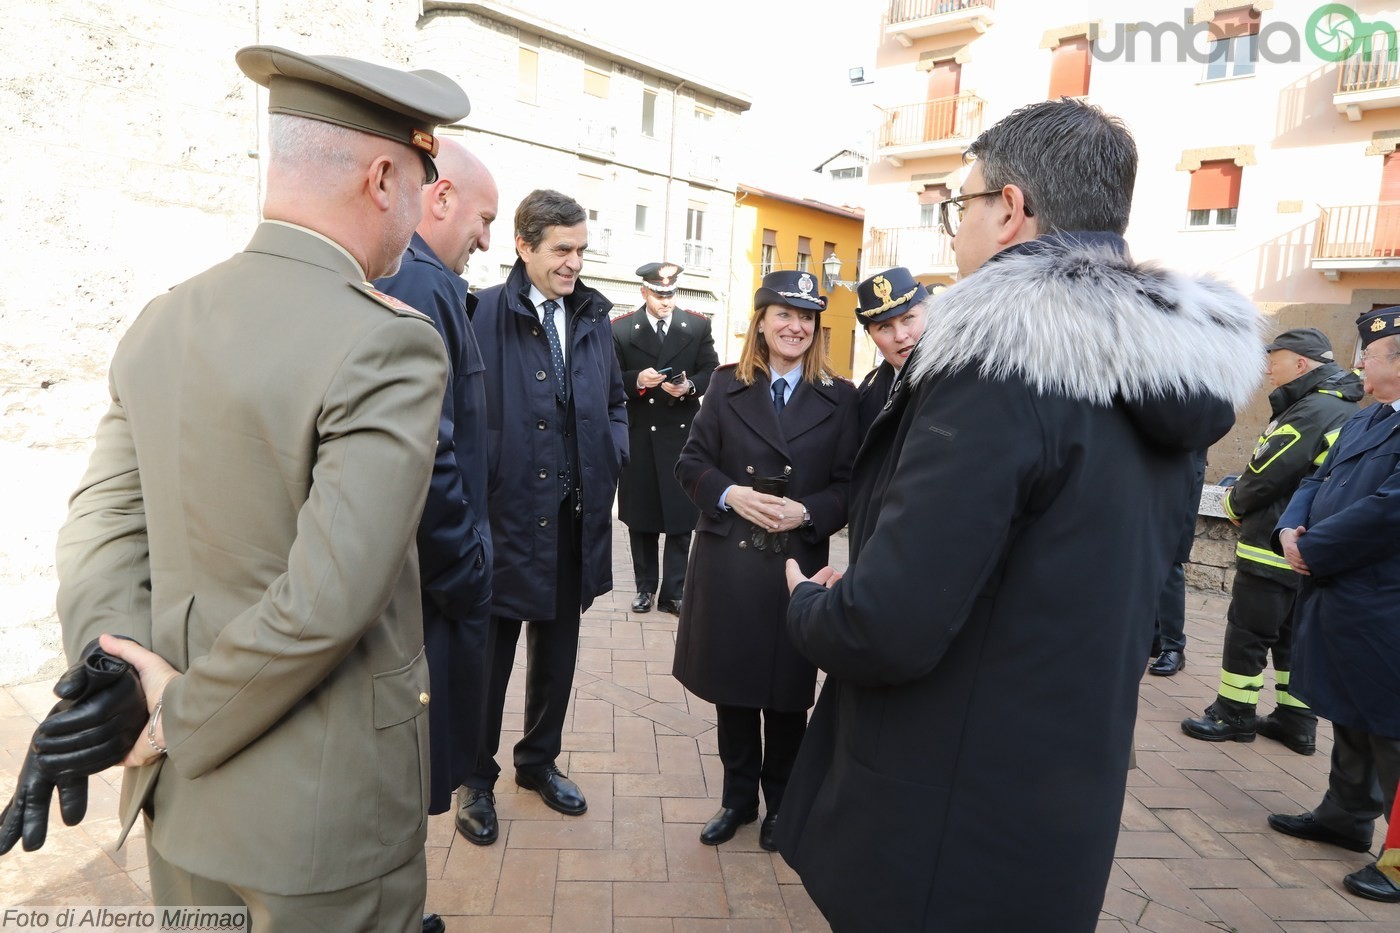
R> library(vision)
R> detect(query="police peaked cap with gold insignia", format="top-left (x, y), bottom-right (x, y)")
top-left (236, 45), bottom-right (471, 185)
top-left (637, 261), bottom-right (684, 295)
top-left (754, 270), bottom-right (827, 313)
top-left (1357, 305), bottom-right (1400, 347)
top-left (856, 266), bottom-right (928, 323)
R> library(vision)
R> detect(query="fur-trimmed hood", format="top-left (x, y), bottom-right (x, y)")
top-left (907, 232), bottom-right (1267, 450)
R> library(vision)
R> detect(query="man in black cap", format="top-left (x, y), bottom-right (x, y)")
top-left (49, 45), bottom-right (469, 930)
top-left (1269, 308), bottom-right (1400, 904)
top-left (1181, 327), bottom-right (1360, 748)
top-left (854, 266), bottom-right (928, 437)
top-left (612, 262), bottom-right (719, 614)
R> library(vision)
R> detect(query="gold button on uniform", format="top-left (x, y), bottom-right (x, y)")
top-left (419, 692), bottom-right (430, 705)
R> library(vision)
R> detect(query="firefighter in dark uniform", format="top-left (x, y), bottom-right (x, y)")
top-left (1182, 328), bottom-right (1361, 753)
top-left (854, 267), bottom-right (928, 438)
top-left (612, 262), bottom-right (719, 614)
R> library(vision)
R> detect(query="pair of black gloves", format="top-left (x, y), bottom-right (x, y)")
top-left (0, 638), bottom-right (149, 854)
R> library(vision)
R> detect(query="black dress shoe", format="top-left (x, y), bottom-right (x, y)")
top-left (515, 763), bottom-right (587, 815)
top-left (1344, 863), bottom-right (1400, 903)
top-left (699, 806), bottom-right (758, 846)
top-left (422, 914), bottom-right (446, 933)
top-left (455, 787), bottom-right (498, 846)
top-left (759, 811), bottom-right (779, 852)
top-left (1181, 701), bottom-right (1255, 744)
top-left (1148, 650), bottom-right (1185, 676)
top-left (656, 598), bottom-right (682, 615)
top-left (1256, 709), bottom-right (1317, 756)
top-left (1267, 811), bottom-right (1372, 852)
top-left (631, 593), bottom-right (654, 613)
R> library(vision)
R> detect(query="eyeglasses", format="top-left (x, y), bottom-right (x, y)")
top-left (938, 190), bottom-right (1000, 237)
top-left (1361, 349), bottom-right (1400, 365)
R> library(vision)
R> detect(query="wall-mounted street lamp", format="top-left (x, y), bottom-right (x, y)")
top-left (823, 253), bottom-right (857, 292)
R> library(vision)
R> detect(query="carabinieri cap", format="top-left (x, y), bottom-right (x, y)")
top-left (235, 45), bottom-right (471, 184)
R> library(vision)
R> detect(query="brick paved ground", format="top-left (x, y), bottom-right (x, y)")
top-left (2, 520), bottom-right (1398, 931)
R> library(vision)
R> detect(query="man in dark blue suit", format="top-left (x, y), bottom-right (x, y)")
top-left (375, 139), bottom-right (497, 870)
top-left (1270, 306), bottom-right (1400, 904)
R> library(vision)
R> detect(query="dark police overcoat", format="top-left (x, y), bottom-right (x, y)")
top-left (1277, 403), bottom-right (1400, 738)
top-left (672, 365), bottom-right (858, 711)
top-left (612, 307), bottom-right (719, 534)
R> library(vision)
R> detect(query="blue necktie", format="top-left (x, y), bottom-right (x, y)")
top-left (1369, 402), bottom-right (1396, 428)
top-left (772, 379), bottom-right (786, 416)
top-left (542, 299), bottom-right (567, 399)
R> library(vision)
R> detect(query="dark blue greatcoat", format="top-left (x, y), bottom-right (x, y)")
top-left (375, 233), bottom-right (492, 813)
top-left (473, 260), bottom-right (629, 620)
top-left (1276, 403), bottom-right (1400, 738)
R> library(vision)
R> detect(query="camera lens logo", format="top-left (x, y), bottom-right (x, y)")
top-left (1309, 4), bottom-right (1358, 60)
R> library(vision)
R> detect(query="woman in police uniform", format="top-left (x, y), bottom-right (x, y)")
top-left (672, 270), bottom-right (859, 851)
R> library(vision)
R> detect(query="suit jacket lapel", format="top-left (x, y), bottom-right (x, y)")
top-left (657, 315), bottom-right (693, 370)
top-left (1336, 410), bottom-right (1400, 464)
top-left (782, 379), bottom-right (838, 443)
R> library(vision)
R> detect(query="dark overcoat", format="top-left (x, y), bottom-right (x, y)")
top-left (612, 307), bottom-right (719, 534)
top-left (1277, 403), bottom-right (1400, 738)
top-left (856, 359), bottom-right (897, 439)
top-left (672, 365), bottom-right (858, 711)
top-left (774, 233), bottom-right (1262, 931)
top-left (473, 261), bottom-right (629, 620)
top-left (374, 233), bottom-right (492, 814)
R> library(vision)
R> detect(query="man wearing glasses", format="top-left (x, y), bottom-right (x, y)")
top-left (1268, 307), bottom-right (1400, 905)
top-left (776, 99), bottom-right (1266, 930)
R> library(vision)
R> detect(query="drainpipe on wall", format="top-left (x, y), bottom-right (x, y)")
top-left (664, 80), bottom-right (688, 259)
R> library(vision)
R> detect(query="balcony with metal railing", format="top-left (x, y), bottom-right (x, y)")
top-left (579, 122), bottom-right (617, 155)
top-left (865, 225), bottom-right (957, 278)
top-left (875, 93), bottom-right (985, 165)
top-left (886, 0), bottom-right (995, 45)
top-left (683, 240), bottom-right (714, 272)
top-left (1311, 203), bottom-right (1400, 279)
top-left (1334, 47), bottom-right (1400, 120)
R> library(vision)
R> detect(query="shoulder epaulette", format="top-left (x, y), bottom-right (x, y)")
top-left (350, 280), bottom-right (431, 321)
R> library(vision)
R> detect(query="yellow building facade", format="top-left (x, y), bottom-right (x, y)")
top-left (730, 184), bottom-right (866, 379)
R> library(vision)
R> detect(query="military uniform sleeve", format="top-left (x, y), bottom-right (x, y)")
top-left (56, 370), bottom-right (153, 662)
top-left (158, 315), bottom-right (448, 777)
top-left (787, 368), bottom-right (1043, 686)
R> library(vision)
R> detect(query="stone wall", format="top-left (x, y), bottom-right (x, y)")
top-left (0, 0), bottom-right (418, 685)
top-left (1185, 484), bottom-right (1240, 595)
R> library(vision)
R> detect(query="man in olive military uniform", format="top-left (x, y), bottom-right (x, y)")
top-left (612, 262), bottom-right (719, 614)
top-left (56, 46), bottom-right (469, 932)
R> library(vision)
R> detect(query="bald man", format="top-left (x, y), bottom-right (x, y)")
top-left (375, 139), bottom-right (502, 847)
top-left (55, 47), bottom-right (467, 930)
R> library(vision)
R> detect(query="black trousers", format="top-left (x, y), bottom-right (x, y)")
top-left (1153, 563), bottom-right (1187, 653)
top-left (714, 704), bottom-right (807, 813)
top-left (469, 497), bottom-right (582, 787)
top-left (1313, 722), bottom-right (1400, 844)
top-left (629, 529), bottom-right (690, 601)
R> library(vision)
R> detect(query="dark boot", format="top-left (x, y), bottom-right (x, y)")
top-left (1181, 697), bottom-right (1257, 743)
top-left (1256, 706), bottom-right (1317, 756)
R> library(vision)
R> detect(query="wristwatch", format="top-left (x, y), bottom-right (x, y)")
top-left (800, 505), bottom-right (812, 528)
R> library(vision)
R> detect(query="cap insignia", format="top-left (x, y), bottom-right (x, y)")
top-left (798, 273), bottom-right (814, 297)
top-left (410, 128), bottom-right (438, 157)
top-left (1373, 318), bottom-right (1387, 333)
top-left (873, 275), bottom-right (892, 304)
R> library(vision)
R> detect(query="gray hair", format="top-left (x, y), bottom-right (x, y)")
top-left (268, 114), bottom-right (361, 175)
top-left (514, 189), bottom-right (586, 250)
top-left (966, 99), bottom-right (1137, 236)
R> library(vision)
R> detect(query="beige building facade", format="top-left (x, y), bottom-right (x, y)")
top-left (862, 0), bottom-right (1400, 475)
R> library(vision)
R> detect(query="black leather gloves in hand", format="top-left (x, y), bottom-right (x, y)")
top-left (0, 638), bottom-right (148, 854)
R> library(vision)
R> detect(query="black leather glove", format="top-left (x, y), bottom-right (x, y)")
top-left (0, 639), bottom-right (147, 855)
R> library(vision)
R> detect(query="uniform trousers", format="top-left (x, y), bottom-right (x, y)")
top-left (1153, 563), bottom-right (1187, 654)
top-left (1221, 572), bottom-right (1304, 710)
top-left (715, 704), bottom-right (807, 813)
top-left (470, 495), bottom-right (583, 785)
top-left (629, 529), bottom-right (691, 602)
top-left (1313, 722), bottom-right (1400, 845)
top-left (146, 826), bottom-right (426, 933)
